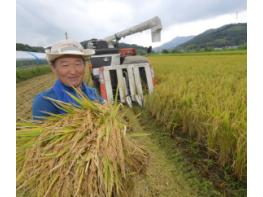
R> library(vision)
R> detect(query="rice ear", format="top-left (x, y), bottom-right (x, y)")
top-left (17, 90), bottom-right (148, 196)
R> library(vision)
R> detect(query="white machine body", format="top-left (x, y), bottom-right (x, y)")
top-left (97, 62), bottom-right (154, 107)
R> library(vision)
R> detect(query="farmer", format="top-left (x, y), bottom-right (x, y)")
top-left (32, 39), bottom-right (103, 120)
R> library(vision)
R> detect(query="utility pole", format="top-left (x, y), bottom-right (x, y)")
top-left (65, 32), bottom-right (68, 40)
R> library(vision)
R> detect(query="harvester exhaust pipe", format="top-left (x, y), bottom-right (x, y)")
top-left (104, 16), bottom-right (162, 43)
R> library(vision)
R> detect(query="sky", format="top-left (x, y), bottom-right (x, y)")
top-left (16, 0), bottom-right (247, 48)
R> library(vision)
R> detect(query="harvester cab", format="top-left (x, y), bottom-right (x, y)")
top-left (83, 16), bottom-right (162, 107)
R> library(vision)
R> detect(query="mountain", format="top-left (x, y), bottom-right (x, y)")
top-left (16, 43), bottom-right (45, 52)
top-left (81, 40), bottom-right (149, 55)
top-left (154, 36), bottom-right (195, 52)
top-left (175, 23), bottom-right (247, 51)
top-left (17, 41), bottom-right (150, 55)
top-left (118, 42), bottom-right (149, 55)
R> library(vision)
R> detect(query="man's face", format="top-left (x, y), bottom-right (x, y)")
top-left (52, 55), bottom-right (85, 88)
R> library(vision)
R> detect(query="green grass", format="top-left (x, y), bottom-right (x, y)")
top-left (16, 65), bottom-right (51, 83)
top-left (151, 49), bottom-right (247, 56)
top-left (146, 53), bottom-right (246, 181)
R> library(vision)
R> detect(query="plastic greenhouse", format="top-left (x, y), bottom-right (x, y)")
top-left (16, 51), bottom-right (48, 67)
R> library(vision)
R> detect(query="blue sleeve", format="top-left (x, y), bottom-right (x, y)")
top-left (32, 93), bottom-right (60, 120)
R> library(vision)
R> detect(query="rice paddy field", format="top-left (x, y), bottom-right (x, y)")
top-left (16, 73), bottom-right (56, 120)
top-left (147, 52), bottom-right (246, 181)
top-left (16, 50), bottom-right (247, 196)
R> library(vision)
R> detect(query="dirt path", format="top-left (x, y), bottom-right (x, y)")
top-left (16, 74), bottom-right (220, 196)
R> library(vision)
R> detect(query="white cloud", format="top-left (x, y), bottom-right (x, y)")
top-left (122, 10), bottom-right (247, 47)
top-left (16, 0), bottom-right (246, 46)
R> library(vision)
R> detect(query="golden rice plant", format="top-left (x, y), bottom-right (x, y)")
top-left (146, 54), bottom-right (246, 181)
top-left (16, 90), bottom-right (148, 197)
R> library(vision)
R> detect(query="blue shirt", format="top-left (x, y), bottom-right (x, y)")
top-left (32, 80), bottom-right (103, 120)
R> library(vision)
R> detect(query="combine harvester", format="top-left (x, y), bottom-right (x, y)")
top-left (83, 16), bottom-right (162, 107)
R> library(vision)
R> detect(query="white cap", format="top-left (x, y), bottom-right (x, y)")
top-left (45, 39), bottom-right (95, 63)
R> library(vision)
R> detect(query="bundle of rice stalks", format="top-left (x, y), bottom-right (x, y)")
top-left (16, 90), bottom-right (148, 197)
